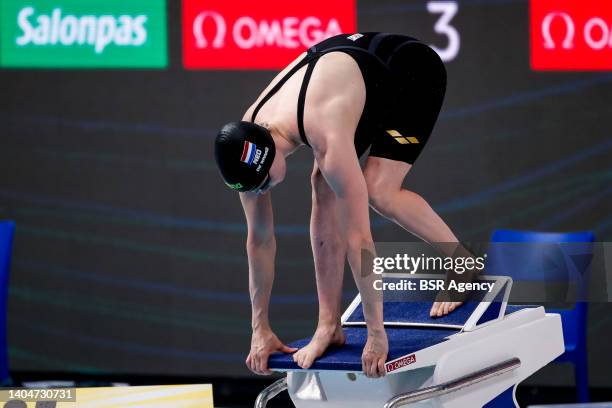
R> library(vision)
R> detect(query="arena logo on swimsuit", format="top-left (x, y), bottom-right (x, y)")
top-left (531, 0), bottom-right (612, 70)
top-left (182, 0), bottom-right (356, 69)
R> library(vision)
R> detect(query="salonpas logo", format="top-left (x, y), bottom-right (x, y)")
top-left (16, 8), bottom-right (148, 54)
top-left (0, 0), bottom-right (167, 68)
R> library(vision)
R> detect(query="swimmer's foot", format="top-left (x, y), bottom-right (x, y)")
top-left (430, 269), bottom-right (478, 317)
top-left (293, 323), bottom-right (345, 369)
top-left (430, 273), bottom-right (470, 317)
top-left (430, 301), bottom-right (463, 317)
top-left (431, 250), bottom-right (481, 318)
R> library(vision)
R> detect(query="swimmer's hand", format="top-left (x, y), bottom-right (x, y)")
top-left (246, 329), bottom-right (298, 375)
top-left (362, 328), bottom-right (388, 378)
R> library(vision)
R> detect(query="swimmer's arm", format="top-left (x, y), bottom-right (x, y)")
top-left (240, 191), bottom-right (276, 332)
top-left (312, 138), bottom-right (384, 332)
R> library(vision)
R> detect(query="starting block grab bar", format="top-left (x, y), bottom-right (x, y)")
top-left (255, 377), bottom-right (288, 408)
top-left (254, 358), bottom-right (521, 408)
top-left (384, 357), bottom-right (521, 408)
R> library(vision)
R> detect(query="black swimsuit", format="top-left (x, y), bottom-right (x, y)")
top-left (251, 32), bottom-right (447, 164)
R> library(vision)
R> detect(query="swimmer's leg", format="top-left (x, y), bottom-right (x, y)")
top-left (363, 156), bottom-right (466, 317)
top-left (293, 164), bottom-right (346, 369)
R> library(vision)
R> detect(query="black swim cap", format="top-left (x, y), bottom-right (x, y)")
top-left (214, 121), bottom-right (276, 192)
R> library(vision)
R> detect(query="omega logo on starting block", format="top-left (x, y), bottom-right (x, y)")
top-left (385, 353), bottom-right (416, 373)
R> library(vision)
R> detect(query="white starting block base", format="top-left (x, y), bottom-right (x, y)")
top-left (258, 276), bottom-right (565, 408)
top-left (286, 308), bottom-right (562, 408)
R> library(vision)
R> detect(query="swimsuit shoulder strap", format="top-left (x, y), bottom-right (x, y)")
top-left (250, 54), bottom-right (312, 123)
top-left (297, 57), bottom-right (320, 147)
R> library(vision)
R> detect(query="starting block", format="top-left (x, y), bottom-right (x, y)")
top-left (257, 275), bottom-right (564, 408)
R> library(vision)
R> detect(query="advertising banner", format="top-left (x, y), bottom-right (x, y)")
top-left (183, 0), bottom-right (356, 69)
top-left (0, 0), bottom-right (167, 68)
top-left (531, 0), bottom-right (612, 71)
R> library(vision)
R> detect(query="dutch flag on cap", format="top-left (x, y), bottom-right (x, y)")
top-left (241, 141), bottom-right (257, 166)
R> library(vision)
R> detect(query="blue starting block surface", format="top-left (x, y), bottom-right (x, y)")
top-left (341, 275), bottom-right (513, 329)
top-left (268, 304), bottom-right (531, 371)
top-left (344, 301), bottom-right (481, 327)
top-left (268, 326), bottom-right (457, 371)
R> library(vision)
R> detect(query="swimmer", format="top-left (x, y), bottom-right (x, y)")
top-left (214, 32), bottom-right (466, 378)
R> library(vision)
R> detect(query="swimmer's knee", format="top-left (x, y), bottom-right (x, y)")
top-left (369, 192), bottom-right (396, 219)
top-left (368, 189), bottom-right (396, 219)
top-left (364, 169), bottom-right (401, 218)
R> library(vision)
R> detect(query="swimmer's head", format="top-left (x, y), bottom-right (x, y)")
top-left (215, 121), bottom-right (280, 193)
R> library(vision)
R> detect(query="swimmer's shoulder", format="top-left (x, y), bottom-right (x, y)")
top-left (245, 52), bottom-right (309, 120)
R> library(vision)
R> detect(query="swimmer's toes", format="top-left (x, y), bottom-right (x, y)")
top-left (294, 351), bottom-right (305, 367)
top-left (302, 356), bottom-right (314, 369)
